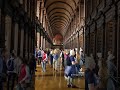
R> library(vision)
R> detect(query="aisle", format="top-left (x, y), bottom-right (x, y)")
top-left (35, 64), bottom-right (85, 90)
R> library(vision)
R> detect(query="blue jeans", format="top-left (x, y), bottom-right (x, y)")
top-left (41, 61), bottom-right (46, 72)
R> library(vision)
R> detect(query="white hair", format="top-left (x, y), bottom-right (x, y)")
top-left (70, 49), bottom-right (75, 56)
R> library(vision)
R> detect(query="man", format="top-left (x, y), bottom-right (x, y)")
top-left (60, 50), bottom-right (65, 70)
top-left (7, 53), bottom-right (16, 90)
top-left (37, 49), bottom-right (42, 65)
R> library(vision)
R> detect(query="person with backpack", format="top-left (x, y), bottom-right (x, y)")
top-left (64, 49), bottom-right (78, 88)
top-left (37, 48), bottom-right (42, 65)
top-left (0, 49), bottom-right (7, 90)
top-left (7, 53), bottom-right (16, 90)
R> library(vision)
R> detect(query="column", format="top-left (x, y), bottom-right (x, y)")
top-left (0, 0), bottom-right (5, 49)
top-left (36, 0), bottom-right (40, 19)
top-left (83, 27), bottom-right (85, 53)
top-left (41, 35), bottom-right (43, 49)
top-left (72, 36), bottom-right (74, 49)
top-left (5, 15), bottom-right (12, 53)
top-left (0, 9), bottom-right (5, 48)
top-left (37, 32), bottom-right (40, 48)
top-left (40, 2), bottom-right (43, 24)
top-left (43, 10), bottom-right (46, 28)
top-left (20, 29), bottom-right (24, 57)
top-left (17, 23), bottom-right (22, 56)
top-left (14, 23), bottom-right (19, 55)
top-left (77, 31), bottom-right (80, 52)
top-left (25, 30), bottom-right (28, 58)
top-left (43, 37), bottom-right (45, 50)
top-left (0, 8), bottom-right (2, 27)
top-left (29, 31), bottom-right (32, 56)
top-left (35, 25), bottom-right (37, 48)
top-left (45, 39), bottom-right (47, 48)
top-left (31, 28), bottom-right (35, 54)
top-left (39, 2), bottom-right (42, 22)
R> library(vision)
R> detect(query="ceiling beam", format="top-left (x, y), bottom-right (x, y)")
top-left (46, 1), bottom-right (74, 14)
top-left (49, 16), bottom-right (69, 24)
top-left (48, 12), bottom-right (70, 22)
top-left (47, 7), bottom-right (72, 17)
top-left (44, 0), bottom-right (76, 8)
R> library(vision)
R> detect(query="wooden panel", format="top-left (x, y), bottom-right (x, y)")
top-left (90, 32), bottom-right (95, 54)
top-left (79, 34), bottom-right (83, 48)
top-left (85, 36), bottom-right (89, 54)
top-left (106, 0), bottom-right (113, 6)
top-left (97, 28), bottom-right (103, 52)
top-left (117, 0), bottom-right (120, 77)
top-left (105, 7), bottom-right (115, 23)
top-left (118, 15), bottom-right (120, 77)
top-left (106, 21), bottom-right (114, 52)
top-left (0, 8), bottom-right (2, 29)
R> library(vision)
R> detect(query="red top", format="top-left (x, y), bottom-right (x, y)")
top-left (42, 53), bottom-right (47, 61)
top-left (18, 64), bottom-right (26, 83)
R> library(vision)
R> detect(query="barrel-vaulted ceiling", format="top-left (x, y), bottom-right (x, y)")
top-left (44, 0), bottom-right (79, 37)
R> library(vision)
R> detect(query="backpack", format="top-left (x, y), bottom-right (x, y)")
top-left (66, 55), bottom-right (72, 66)
top-left (7, 59), bottom-right (14, 71)
top-left (53, 54), bottom-right (59, 60)
top-left (38, 50), bottom-right (41, 57)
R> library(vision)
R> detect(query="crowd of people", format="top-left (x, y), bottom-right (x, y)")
top-left (35, 48), bottom-right (117, 90)
top-left (0, 47), bottom-right (117, 90)
top-left (0, 49), bottom-right (36, 90)
top-left (35, 48), bottom-right (85, 88)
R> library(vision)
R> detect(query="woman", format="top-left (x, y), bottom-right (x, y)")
top-left (50, 50), bottom-right (54, 67)
top-left (53, 49), bottom-right (59, 71)
top-left (41, 50), bottom-right (48, 72)
top-left (106, 51), bottom-right (116, 90)
top-left (18, 58), bottom-right (30, 90)
top-left (85, 57), bottom-right (98, 90)
top-left (64, 50), bottom-right (70, 67)
top-left (64, 49), bottom-right (78, 88)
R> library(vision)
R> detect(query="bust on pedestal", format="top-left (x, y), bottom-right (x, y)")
top-left (106, 51), bottom-right (117, 90)
top-left (97, 53), bottom-right (108, 89)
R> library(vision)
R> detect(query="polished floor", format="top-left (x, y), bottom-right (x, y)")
top-left (35, 64), bottom-right (85, 90)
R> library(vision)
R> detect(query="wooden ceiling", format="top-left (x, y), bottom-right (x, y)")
top-left (44, 0), bottom-right (79, 37)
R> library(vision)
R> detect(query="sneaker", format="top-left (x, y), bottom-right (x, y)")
top-left (71, 85), bottom-right (78, 88)
top-left (67, 84), bottom-right (71, 88)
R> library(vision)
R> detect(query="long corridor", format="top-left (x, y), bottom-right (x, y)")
top-left (1, 0), bottom-right (120, 90)
top-left (35, 64), bottom-right (85, 90)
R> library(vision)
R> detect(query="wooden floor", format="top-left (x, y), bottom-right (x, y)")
top-left (35, 64), bottom-right (85, 90)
